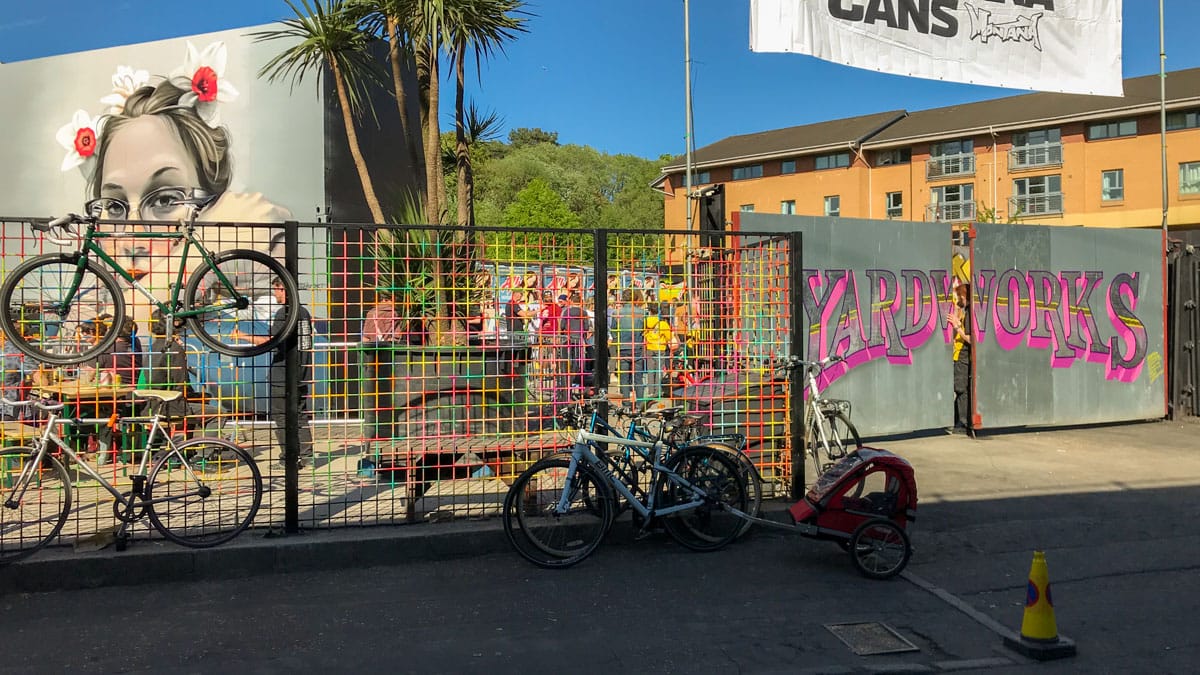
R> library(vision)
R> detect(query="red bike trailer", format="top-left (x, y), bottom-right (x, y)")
top-left (739, 447), bottom-right (917, 579)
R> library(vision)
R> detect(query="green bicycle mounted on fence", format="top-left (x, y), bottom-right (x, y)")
top-left (0, 196), bottom-right (300, 365)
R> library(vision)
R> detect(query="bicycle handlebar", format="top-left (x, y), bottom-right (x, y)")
top-left (2, 396), bottom-right (66, 412)
top-left (772, 354), bottom-right (845, 371)
top-left (33, 213), bottom-right (92, 247)
top-left (2, 397), bottom-right (123, 427)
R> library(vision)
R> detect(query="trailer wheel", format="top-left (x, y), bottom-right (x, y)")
top-left (848, 519), bottom-right (911, 580)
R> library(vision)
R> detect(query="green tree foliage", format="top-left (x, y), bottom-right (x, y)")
top-left (458, 135), bottom-right (665, 269)
top-left (507, 127), bottom-right (559, 148)
top-left (487, 178), bottom-right (586, 264)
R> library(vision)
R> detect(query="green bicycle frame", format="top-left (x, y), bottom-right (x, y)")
top-left (58, 222), bottom-right (245, 320)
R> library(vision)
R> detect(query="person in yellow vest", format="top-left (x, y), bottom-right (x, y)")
top-left (948, 283), bottom-right (974, 437)
top-left (644, 304), bottom-right (678, 400)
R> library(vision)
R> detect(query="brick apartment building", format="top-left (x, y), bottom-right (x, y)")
top-left (654, 68), bottom-right (1200, 241)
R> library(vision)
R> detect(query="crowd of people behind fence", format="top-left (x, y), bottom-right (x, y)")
top-left (485, 274), bottom-right (701, 406)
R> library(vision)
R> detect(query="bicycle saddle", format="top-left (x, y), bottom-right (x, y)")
top-left (133, 389), bottom-right (184, 403)
top-left (642, 405), bottom-right (685, 420)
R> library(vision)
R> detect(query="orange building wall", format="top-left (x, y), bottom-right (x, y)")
top-left (663, 111), bottom-right (1200, 233)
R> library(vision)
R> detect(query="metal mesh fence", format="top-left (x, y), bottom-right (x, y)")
top-left (0, 217), bottom-right (797, 553)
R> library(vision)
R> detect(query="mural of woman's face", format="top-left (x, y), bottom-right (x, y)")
top-left (95, 115), bottom-right (200, 275)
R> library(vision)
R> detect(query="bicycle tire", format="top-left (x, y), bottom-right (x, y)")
top-left (146, 438), bottom-right (263, 548)
top-left (701, 442), bottom-right (763, 538)
top-left (0, 254), bottom-right (124, 365)
top-left (183, 249), bottom-right (299, 358)
top-left (658, 446), bottom-right (747, 552)
top-left (808, 410), bottom-right (861, 477)
top-left (849, 518), bottom-right (911, 580)
top-left (0, 448), bottom-right (72, 565)
top-left (503, 457), bottom-right (613, 568)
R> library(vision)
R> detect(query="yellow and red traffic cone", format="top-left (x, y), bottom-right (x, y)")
top-left (1003, 551), bottom-right (1077, 660)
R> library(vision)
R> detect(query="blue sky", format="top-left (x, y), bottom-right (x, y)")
top-left (2, 1), bottom-right (1197, 160)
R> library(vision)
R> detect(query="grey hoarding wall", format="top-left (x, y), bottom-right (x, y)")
top-left (741, 213), bottom-right (955, 436)
top-left (972, 223), bottom-right (1167, 427)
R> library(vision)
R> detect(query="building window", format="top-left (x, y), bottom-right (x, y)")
top-left (876, 148), bottom-right (911, 166)
top-left (780, 200), bottom-right (796, 215)
top-left (815, 152), bottom-right (851, 170)
top-left (932, 139), bottom-right (974, 157)
top-left (740, 204), bottom-right (755, 212)
top-left (1181, 162), bottom-right (1200, 195)
top-left (1086, 119), bottom-right (1138, 140)
top-left (927, 139), bottom-right (975, 179)
top-left (781, 160), bottom-right (797, 174)
top-left (1167, 110), bottom-right (1200, 131)
top-left (928, 184), bottom-right (975, 221)
top-left (1010, 128), bottom-right (1062, 169)
top-left (732, 164), bottom-right (763, 180)
top-left (1012, 174), bottom-right (1063, 215)
top-left (687, 170), bottom-right (710, 185)
top-left (1101, 169), bottom-right (1124, 201)
top-left (824, 196), bottom-right (840, 217)
top-left (885, 192), bottom-right (903, 219)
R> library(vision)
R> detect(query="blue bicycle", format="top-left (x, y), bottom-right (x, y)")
top-left (503, 395), bottom-right (748, 568)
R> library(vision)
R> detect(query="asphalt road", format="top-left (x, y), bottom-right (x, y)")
top-left (1, 419), bottom-right (1198, 674)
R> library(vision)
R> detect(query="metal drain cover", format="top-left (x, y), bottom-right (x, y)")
top-left (825, 622), bottom-right (919, 656)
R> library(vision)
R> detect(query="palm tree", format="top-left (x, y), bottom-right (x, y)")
top-left (446, 0), bottom-right (529, 227)
top-left (353, 0), bottom-right (426, 200)
top-left (413, 0), bottom-right (449, 223)
top-left (253, 0), bottom-right (388, 223)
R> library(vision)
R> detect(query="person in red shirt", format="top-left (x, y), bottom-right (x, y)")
top-left (537, 290), bottom-right (561, 338)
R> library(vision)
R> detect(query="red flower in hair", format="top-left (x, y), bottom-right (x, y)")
top-left (191, 66), bottom-right (219, 102)
top-left (74, 127), bottom-right (97, 157)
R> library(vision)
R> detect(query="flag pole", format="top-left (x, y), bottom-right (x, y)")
top-left (684, 0), bottom-right (695, 233)
top-left (1160, 0), bottom-right (1168, 238)
top-left (683, 0), bottom-right (697, 333)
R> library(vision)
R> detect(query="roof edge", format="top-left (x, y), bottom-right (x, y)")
top-left (660, 111), bottom-right (907, 173)
top-left (862, 98), bottom-right (1200, 149)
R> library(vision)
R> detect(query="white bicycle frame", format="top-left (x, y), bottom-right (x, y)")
top-left (557, 429), bottom-right (716, 519)
top-left (4, 406), bottom-right (202, 512)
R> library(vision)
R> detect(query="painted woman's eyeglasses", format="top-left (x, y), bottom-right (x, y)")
top-left (84, 187), bottom-right (211, 221)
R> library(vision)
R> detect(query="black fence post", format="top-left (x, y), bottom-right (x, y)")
top-left (594, 229), bottom-right (609, 422)
top-left (788, 231), bottom-right (806, 499)
top-left (284, 219), bottom-right (301, 534)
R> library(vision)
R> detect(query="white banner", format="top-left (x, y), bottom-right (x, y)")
top-left (750, 0), bottom-right (1123, 96)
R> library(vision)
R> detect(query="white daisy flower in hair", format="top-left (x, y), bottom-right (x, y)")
top-left (100, 66), bottom-right (151, 114)
top-left (55, 109), bottom-right (103, 173)
top-left (168, 41), bottom-right (239, 123)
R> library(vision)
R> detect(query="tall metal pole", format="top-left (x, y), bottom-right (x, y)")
top-left (1160, 0), bottom-right (1169, 237)
top-left (682, 0), bottom-right (697, 330)
top-left (684, 0), bottom-right (695, 233)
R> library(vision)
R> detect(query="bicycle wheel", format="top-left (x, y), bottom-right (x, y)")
top-left (0, 254), bottom-right (124, 365)
top-left (809, 410), bottom-right (862, 476)
top-left (658, 446), bottom-right (746, 552)
top-left (701, 442), bottom-right (763, 538)
top-left (503, 457), bottom-right (613, 568)
top-left (146, 438), bottom-right (263, 548)
top-left (849, 518), bottom-right (911, 580)
top-left (183, 249), bottom-right (299, 358)
top-left (0, 448), bottom-right (72, 565)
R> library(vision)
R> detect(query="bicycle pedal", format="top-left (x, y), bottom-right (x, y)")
top-left (634, 526), bottom-right (661, 540)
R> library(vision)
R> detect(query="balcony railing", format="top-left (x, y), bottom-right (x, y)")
top-left (926, 202), bottom-right (977, 222)
top-left (926, 153), bottom-right (975, 180)
top-left (1009, 142), bottom-right (1063, 170)
top-left (1010, 193), bottom-right (1064, 217)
